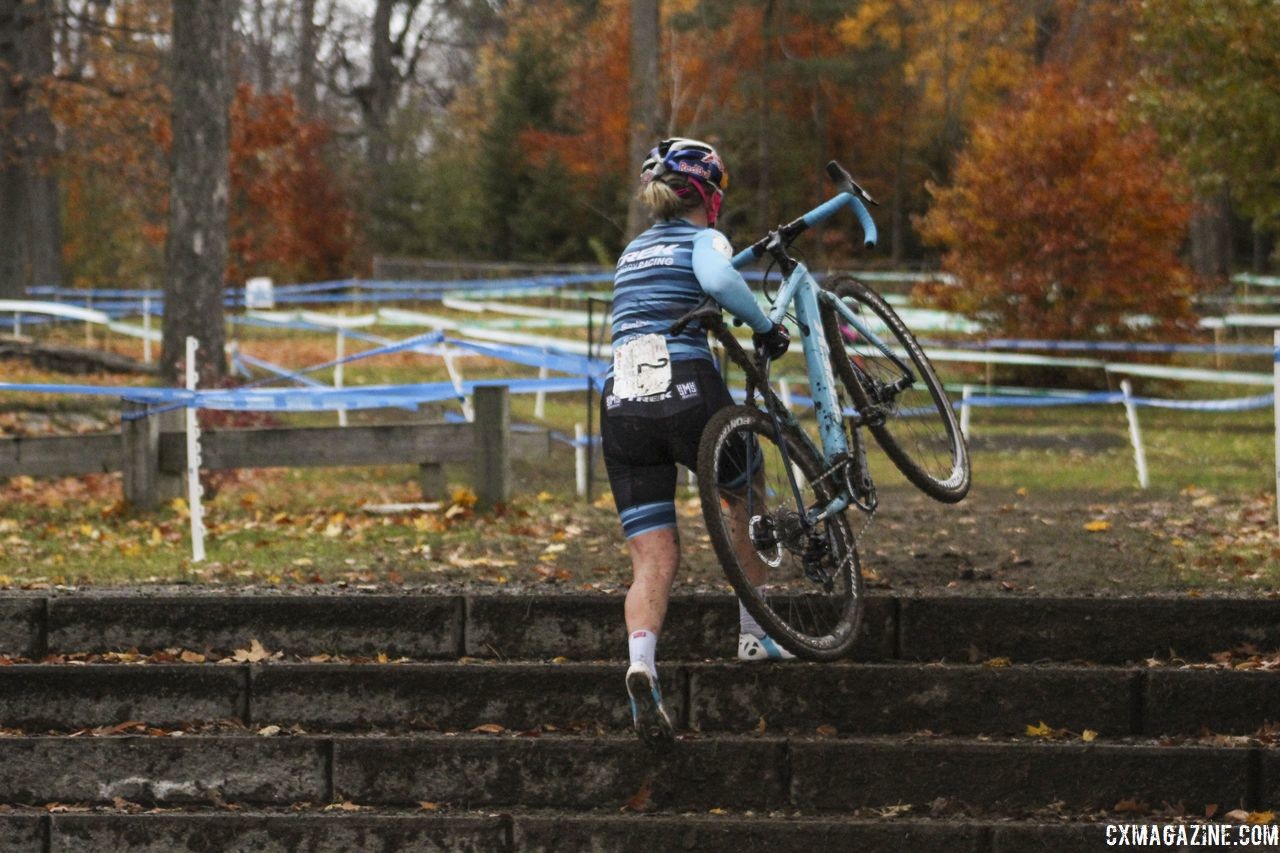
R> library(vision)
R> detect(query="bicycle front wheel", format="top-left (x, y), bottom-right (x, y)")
top-left (697, 405), bottom-right (863, 661)
top-left (822, 275), bottom-right (971, 503)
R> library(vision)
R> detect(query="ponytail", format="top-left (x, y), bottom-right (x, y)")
top-left (639, 174), bottom-right (702, 221)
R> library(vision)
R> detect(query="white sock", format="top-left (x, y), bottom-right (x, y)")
top-left (628, 629), bottom-right (658, 678)
top-left (739, 597), bottom-right (766, 639)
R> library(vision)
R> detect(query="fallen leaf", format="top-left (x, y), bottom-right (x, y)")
top-left (1084, 520), bottom-right (1111, 532)
top-left (1081, 729), bottom-right (1098, 743)
top-left (1248, 811), bottom-right (1276, 825)
top-left (257, 725), bottom-right (281, 737)
top-left (1025, 721), bottom-right (1064, 739)
top-left (1225, 809), bottom-right (1251, 823)
top-left (623, 779), bottom-right (652, 812)
top-left (232, 639), bottom-right (271, 663)
top-left (815, 724), bottom-right (837, 736)
top-left (419, 801), bottom-right (440, 811)
top-left (472, 723), bottom-right (505, 734)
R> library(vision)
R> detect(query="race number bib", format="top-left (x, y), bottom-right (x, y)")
top-left (612, 334), bottom-right (672, 399)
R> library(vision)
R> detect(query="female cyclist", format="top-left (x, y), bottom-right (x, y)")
top-left (604, 137), bottom-right (793, 749)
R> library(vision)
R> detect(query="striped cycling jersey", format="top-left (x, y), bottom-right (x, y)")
top-left (608, 219), bottom-right (772, 383)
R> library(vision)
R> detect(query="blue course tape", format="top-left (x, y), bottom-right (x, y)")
top-left (1127, 393), bottom-right (1274, 412)
top-left (444, 338), bottom-right (608, 385)
top-left (939, 338), bottom-right (1273, 357)
top-left (233, 352), bottom-right (327, 388)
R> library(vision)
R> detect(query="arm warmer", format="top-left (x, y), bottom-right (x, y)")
top-left (691, 230), bottom-right (773, 334)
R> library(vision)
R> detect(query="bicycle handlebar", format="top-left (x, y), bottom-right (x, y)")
top-left (730, 160), bottom-right (878, 270)
top-left (671, 161), bottom-right (879, 335)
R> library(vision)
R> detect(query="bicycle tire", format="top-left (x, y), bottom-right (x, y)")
top-left (697, 404), bottom-right (863, 661)
top-left (821, 275), bottom-right (971, 503)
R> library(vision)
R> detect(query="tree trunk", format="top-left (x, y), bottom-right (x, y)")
top-left (0, 0), bottom-right (63, 298)
top-left (250, 0), bottom-right (275, 92)
top-left (1188, 188), bottom-right (1232, 282)
top-left (21, 0), bottom-right (61, 289)
top-left (362, 0), bottom-right (395, 175)
top-left (296, 0), bottom-right (318, 115)
top-left (624, 0), bottom-right (660, 240)
top-left (162, 0), bottom-right (235, 385)
top-left (1253, 224), bottom-right (1274, 275)
top-left (891, 132), bottom-right (906, 265)
top-left (755, 0), bottom-right (774, 236)
top-left (0, 0), bottom-right (25, 298)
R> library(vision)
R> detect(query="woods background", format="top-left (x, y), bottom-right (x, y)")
top-left (0, 0), bottom-right (1277, 379)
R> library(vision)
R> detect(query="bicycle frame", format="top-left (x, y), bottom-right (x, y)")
top-left (678, 161), bottom-right (898, 526)
top-left (725, 167), bottom-right (899, 524)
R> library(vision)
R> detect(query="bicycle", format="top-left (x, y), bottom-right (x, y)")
top-left (669, 161), bottom-right (970, 661)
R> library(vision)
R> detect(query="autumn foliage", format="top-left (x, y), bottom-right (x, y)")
top-left (228, 85), bottom-right (358, 284)
top-left (918, 75), bottom-right (1197, 341)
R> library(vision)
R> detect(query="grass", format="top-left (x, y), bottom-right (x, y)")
top-left (2, 315), bottom-right (1279, 590)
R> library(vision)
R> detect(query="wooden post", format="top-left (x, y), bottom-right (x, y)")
top-left (121, 401), bottom-right (161, 509)
top-left (156, 407), bottom-right (185, 501)
top-left (419, 462), bottom-right (446, 501)
top-left (474, 385), bottom-right (510, 512)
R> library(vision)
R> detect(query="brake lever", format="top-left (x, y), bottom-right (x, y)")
top-left (826, 160), bottom-right (880, 207)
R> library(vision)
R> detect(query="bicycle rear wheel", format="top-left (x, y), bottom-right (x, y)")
top-left (821, 275), bottom-right (971, 503)
top-left (697, 405), bottom-right (863, 661)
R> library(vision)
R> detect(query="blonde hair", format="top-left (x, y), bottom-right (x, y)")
top-left (639, 174), bottom-right (702, 221)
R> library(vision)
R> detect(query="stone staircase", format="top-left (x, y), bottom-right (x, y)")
top-left (0, 590), bottom-right (1278, 851)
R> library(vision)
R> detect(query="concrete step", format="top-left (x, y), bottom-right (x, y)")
top-left (3, 591), bottom-right (1279, 664)
top-left (5, 809), bottom-right (1262, 853)
top-left (0, 733), bottom-right (1271, 815)
top-left (2, 661), bottom-right (1277, 738)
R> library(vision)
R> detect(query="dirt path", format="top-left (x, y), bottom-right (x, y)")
top-left (848, 483), bottom-right (1278, 594)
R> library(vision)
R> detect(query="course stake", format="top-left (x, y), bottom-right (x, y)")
top-left (185, 336), bottom-right (207, 562)
top-left (1120, 379), bottom-right (1148, 489)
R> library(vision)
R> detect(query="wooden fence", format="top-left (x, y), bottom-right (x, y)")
top-left (0, 386), bottom-right (538, 512)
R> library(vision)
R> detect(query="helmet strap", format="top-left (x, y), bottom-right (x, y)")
top-left (679, 179), bottom-right (722, 227)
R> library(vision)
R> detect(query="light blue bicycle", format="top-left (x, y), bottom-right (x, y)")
top-left (670, 161), bottom-right (970, 660)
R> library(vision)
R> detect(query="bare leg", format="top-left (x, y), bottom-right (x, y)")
top-left (722, 478), bottom-right (770, 587)
top-left (624, 527), bottom-right (681, 635)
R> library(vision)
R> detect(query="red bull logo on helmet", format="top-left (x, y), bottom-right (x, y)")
top-left (674, 160), bottom-right (713, 181)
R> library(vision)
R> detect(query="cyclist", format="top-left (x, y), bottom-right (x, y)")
top-left (604, 137), bottom-right (793, 748)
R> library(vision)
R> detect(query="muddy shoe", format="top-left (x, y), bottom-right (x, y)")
top-left (626, 663), bottom-right (674, 750)
top-left (737, 633), bottom-right (797, 661)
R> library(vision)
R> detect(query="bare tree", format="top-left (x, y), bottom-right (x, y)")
top-left (296, 0), bottom-right (318, 113)
top-left (162, 0), bottom-right (235, 384)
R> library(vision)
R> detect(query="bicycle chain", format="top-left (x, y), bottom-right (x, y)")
top-left (809, 455), bottom-right (878, 545)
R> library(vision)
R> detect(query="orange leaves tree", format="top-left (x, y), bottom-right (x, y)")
top-left (228, 85), bottom-right (357, 284)
top-left (918, 75), bottom-right (1197, 342)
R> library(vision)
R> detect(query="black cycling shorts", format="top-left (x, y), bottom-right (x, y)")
top-left (601, 358), bottom-right (750, 539)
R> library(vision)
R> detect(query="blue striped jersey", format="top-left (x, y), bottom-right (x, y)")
top-left (610, 219), bottom-right (712, 371)
top-left (608, 219), bottom-right (774, 384)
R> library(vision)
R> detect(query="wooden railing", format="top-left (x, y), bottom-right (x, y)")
top-left (1, 386), bottom-right (535, 511)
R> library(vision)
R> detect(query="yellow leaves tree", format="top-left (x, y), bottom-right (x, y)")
top-left (835, 0), bottom-right (1038, 260)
